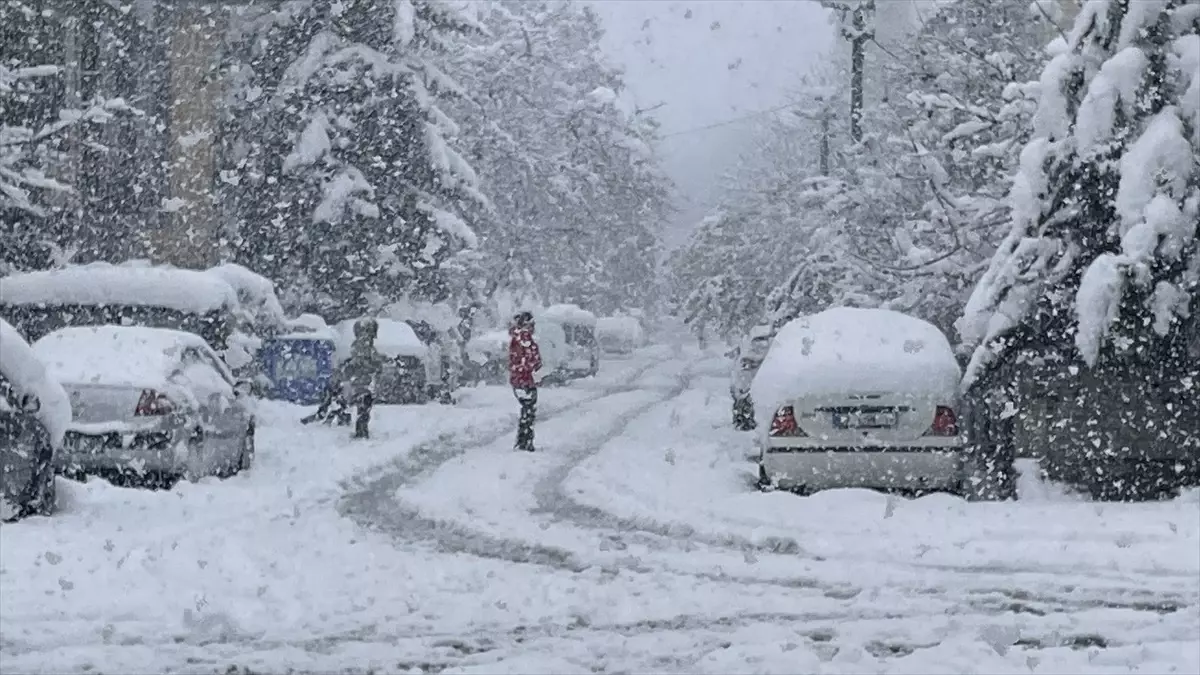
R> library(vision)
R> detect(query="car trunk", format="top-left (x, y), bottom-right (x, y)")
top-left (60, 383), bottom-right (148, 425)
top-left (790, 391), bottom-right (942, 444)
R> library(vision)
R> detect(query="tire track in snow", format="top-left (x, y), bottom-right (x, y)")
top-left (340, 360), bottom-right (675, 573)
top-left (341, 355), bottom-right (1195, 620)
top-left (523, 369), bottom-right (1199, 619)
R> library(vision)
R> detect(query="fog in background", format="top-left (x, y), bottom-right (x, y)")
top-left (590, 0), bottom-right (835, 249)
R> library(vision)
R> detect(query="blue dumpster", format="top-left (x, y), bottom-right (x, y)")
top-left (258, 336), bottom-right (336, 405)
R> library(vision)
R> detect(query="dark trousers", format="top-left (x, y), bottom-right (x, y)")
top-left (353, 392), bottom-right (373, 439)
top-left (514, 387), bottom-right (537, 450)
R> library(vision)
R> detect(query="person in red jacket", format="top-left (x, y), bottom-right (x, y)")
top-left (509, 311), bottom-right (543, 452)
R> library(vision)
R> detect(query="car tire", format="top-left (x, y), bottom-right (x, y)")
top-left (756, 463), bottom-right (776, 492)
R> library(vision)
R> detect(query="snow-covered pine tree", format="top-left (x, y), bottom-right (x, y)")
top-left (960, 0), bottom-right (1199, 381)
top-left (1, 1), bottom-right (131, 273)
top-left (958, 0), bottom-right (1198, 496)
top-left (218, 0), bottom-right (484, 318)
top-left (858, 0), bottom-right (1051, 336)
top-left (450, 1), bottom-right (670, 315)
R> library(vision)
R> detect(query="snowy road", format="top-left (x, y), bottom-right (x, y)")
top-left (2, 344), bottom-right (1198, 674)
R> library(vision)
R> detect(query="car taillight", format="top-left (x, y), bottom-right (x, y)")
top-left (769, 406), bottom-right (804, 437)
top-left (135, 389), bottom-right (175, 416)
top-left (926, 406), bottom-right (959, 436)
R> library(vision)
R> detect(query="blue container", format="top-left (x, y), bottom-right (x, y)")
top-left (258, 336), bottom-right (336, 405)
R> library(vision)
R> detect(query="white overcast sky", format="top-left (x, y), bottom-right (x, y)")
top-left (588, 0), bottom-right (836, 248)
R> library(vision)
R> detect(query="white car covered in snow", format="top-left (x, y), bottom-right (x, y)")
top-left (0, 262), bottom-right (242, 358)
top-left (33, 326), bottom-right (255, 487)
top-left (334, 318), bottom-right (438, 404)
top-left (539, 304), bottom-right (600, 380)
top-left (596, 315), bottom-right (646, 355)
top-left (0, 319), bottom-right (71, 520)
top-left (752, 308), bottom-right (970, 496)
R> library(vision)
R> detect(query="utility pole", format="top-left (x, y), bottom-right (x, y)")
top-left (791, 89), bottom-right (833, 176)
top-left (846, 0), bottom-right (873, 144)
top-left (821, 0), bottom-right (875, 144)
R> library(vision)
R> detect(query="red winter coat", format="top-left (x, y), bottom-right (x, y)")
top-left (509, 325), bottom-right (542, 388)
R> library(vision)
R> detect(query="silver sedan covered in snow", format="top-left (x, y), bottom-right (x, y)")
top-left (32, 325), bottom-right (255, 486)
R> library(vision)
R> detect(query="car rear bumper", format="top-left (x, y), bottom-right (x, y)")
top-left (56, 428), bottom-right (188, 475)
top-left (761, 445), bottom-right (964, 491)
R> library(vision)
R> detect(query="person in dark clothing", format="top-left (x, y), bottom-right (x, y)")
top-left (301, 318), bottom-right (384, 439)
top-left (509, 311), bottom-right (543, 452)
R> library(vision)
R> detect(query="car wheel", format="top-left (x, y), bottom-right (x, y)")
top-left (238, 426), bottom-right (255, 473)
top-left (756, 464), bottom-right (776, 492)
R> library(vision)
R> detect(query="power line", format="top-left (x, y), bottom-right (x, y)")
top-left (658, 101), bottom-right (804, 140)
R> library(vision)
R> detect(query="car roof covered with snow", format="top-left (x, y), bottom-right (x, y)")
top-left (540, 304), bottom-right (597, 327)
top-left (32, 325), bottom-right (214, 389)
top-left (751, 307), bottom-right (961, 416)
top-left (0, 262), bottom-right (239, 314)
top-left (206, 263), bottom-right (287, 330)
top-left (334, 318), bottom-right (427, 360)
top-left (0, 319), bottom-right (72, 448)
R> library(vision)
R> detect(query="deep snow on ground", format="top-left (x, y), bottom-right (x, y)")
top-left (1, 343), bottom-right (1198, 674)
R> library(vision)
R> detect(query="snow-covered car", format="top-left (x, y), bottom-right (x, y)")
top-left (730, 324), bottom-right (774, 430)
top-left (0, 319), bottom-right (71, 520)
top-left (465, 330), bottom-right (510, 385)
top-left (205, 263), bottom-right (289, 389)
top-left (752, 308), bottom-right (974, 496)
top-left (597, 315), bottom-right (646, 355)
top-left (32, 326), bottom-right (255, 487)
top-left (0, 262), bottom-right (241, 355)
top-left (334, 318), bottom-right (434, 404)
top-left (540, 304), bottom-right (599, 379)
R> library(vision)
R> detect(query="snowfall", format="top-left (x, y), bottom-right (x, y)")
top-left (2, 333), bottom-right (1198, 674)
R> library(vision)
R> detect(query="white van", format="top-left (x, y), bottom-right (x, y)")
top-left (752, 308), bottom-right (969, 496)
top-left (539, 304), bottom-right (599, 379)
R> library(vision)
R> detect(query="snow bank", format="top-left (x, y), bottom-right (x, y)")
top-left (0, 319), bottom-right (70, 448)
top-left (542, 303), bottom-right (597, 327)
top-left (279, 313), bottom-right (337, 341)
top-left (333, 318), bottom-right (426, 362)
top-left (32, 326), bottom-right (208, 389)
top-left (0, 263), bottom-right (238, 314)
top-left (385, 298), bottom-right (459, 332)
top-left (751, 308), bottom-right (960, 418)
top-left (467, 330), bottom-right (509, 365)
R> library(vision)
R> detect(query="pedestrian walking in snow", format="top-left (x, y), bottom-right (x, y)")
top-left (508, 311), bottom-right (542, 452)
top-left (341, 317), bottom-right (387, 439)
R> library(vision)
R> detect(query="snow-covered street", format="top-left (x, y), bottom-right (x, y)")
top-left (1, 343), bottom-right (1197, 674)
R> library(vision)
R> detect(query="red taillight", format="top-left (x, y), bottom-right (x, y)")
top-left (769, 406), bottom-right (804, 437)
top-left (927, 406), bottom-right (959, 436)
top-left (135, 389), bottom-right (175, 416)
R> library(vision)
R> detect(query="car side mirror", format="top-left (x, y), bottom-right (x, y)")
top-left (233, 380), bottom-right (254, 398)
top-left (20, 393), bottom-right (41, 413)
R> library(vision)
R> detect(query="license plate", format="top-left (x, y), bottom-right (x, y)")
top-left (833, 411), bottom-right (897, 429)
top-left (64, 434), bottom-right (113, 455)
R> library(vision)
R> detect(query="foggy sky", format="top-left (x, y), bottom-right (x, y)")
top-left (589, 0), bottom-right (835, 249)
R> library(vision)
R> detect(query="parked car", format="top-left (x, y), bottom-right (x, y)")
top-left (0, 319), bottom-right (71, 520)
top-left (32, 325), bottom-right (255, 487)
top-left (465, 330), bottom-right (510, 386)
top-left (752, 307), bottom-right (988, 497)
top-left (334, 318), bottom-right (433, 404)
top-left (0, 262), bottom-right (241, 356)
top-left (258, 327), bottom-right (338, 406)
top-left (540, 304), bottom-right (600, 379)
top-left (597, 315), bottom-right (646, 355)
top-left (730, 324), bottom-right (774, 431)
